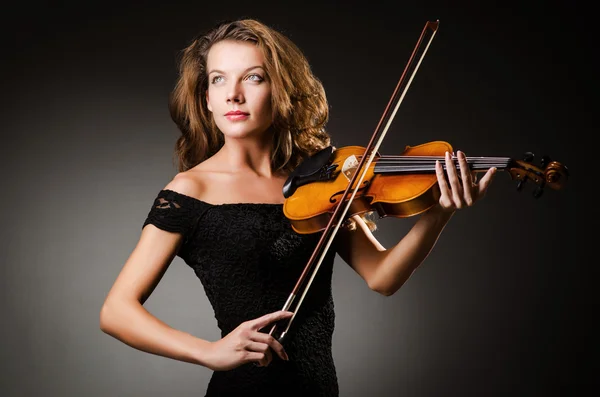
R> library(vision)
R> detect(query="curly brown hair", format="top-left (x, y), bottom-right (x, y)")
top-left (168, 18), bottom-right (376, 232)
top-left (168, 18), bottom-right (330, 174)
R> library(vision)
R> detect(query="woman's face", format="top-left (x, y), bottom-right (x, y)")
top-left (206, 40), bottom-right (272, 141)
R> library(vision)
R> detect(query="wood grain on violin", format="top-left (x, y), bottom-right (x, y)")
top-left (282, 143), bottom-right (569, 234)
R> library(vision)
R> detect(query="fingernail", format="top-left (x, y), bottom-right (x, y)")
top-left (283, 351), bottom-right (289, 361)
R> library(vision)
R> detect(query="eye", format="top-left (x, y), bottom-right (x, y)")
top-left (246, 74), bottom-right (264, 82)
top-left (211, 75), bottom-right (224, 84)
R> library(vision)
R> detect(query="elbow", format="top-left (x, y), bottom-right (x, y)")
top-left (99, 298), bottom-right (125, 335)
top-left (372, 285), bottom-right (396, 297)
top-left (99, 302), bottom-right (113, 334)
top-left (100, 295), bottom-right (142, 336)
top-left (367, 278), bottom-right (396, 297)
top-left (368, 262), bottom-right (419, 296)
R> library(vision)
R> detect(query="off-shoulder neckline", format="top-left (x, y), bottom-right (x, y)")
top-left (160, 189), bottom-right (284, 206)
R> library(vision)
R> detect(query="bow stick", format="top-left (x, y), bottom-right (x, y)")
top-left (268, 20), bottom-right (440, 342)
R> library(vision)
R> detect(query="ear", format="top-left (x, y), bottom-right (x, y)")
top-left (206, 90), bottom-right (212, 112)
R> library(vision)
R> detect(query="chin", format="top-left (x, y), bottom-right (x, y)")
top-left (221, 125), bottom-right (272, 140)
top-left (221, 128), bottom-right (254, 139)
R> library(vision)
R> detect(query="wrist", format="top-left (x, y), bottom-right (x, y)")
top-left (190, 337), bottom-right (214, 368)
top-left (423, 204), bottom-right (454, 224)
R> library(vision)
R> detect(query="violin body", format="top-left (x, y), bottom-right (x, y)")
top-left (283, 141), bottom-right (568, 234)
top-left (284, 142), bottom-right (453, 234)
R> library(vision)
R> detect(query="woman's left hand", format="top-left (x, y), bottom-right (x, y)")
top-left (435, 150), bottom-right (496, 212)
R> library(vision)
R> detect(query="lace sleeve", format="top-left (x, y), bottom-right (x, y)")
top-left (142, 189), bottom-right (209, 236)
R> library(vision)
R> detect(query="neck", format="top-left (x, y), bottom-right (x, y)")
top-left (372, 154), bottom-right (512, 174)
top-left (217, 135), bottom-right (275, 177)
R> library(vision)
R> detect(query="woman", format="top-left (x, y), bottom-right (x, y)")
top-left (99, 18), bottom-right (496, 396)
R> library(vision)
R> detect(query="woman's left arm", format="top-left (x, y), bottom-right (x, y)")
top-left (335, 150), bottom-right (496, 296)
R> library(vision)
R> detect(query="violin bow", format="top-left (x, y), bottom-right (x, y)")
top-left (269, 20), bottom-right (440, 341)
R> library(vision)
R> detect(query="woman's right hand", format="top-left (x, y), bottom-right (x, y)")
top-left (204, 310), bottom-right (293, 371)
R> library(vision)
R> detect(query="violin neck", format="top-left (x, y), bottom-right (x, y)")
top-left (373, 155), bottom-right (512, 174)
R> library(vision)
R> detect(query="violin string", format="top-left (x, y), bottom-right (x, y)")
top-left (371, 157), bottom-right (511, 171)
top-left (374, 160), bottom-right (510, 163)
top-left (374, 163), bottom-right (509, 166)
top-left (374, 161), bottom-right (510, 166)
top-left (374, 168), bottom-right (507, 173)
top-left (360, 156), bottom-right (512, 160)
top-left (374, 155), bottom-right (510, 158)
top-left (375, 160), bottom-right (510, 163)
top-left (374, 167), bottom-right (504, 172)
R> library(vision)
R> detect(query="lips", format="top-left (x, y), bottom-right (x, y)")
top-left (225, 110), bottom-right (249, 116)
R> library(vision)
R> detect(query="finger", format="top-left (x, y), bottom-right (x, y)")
top-left (245, 351), bottom-right (269, 367)
top-left (250, 310), bottom-right (294, 331)
top-left (445, 151), bottom-right (463, 207)
top-left (477, 167), bottom-right (497, 197)
top-left (265, 346), bottom-right (272, 365)
top-left (246, 341), bottom-right (272, 366)
top-left (457, 150), bottom-right (473, 206)
top-left (246, 341), bottom-right (269, 354)
top-left (435, 159), bottom-right (450, 203)
top-left (260, 348), bottom-right (272, 367)
top-left (253, 332), bottom-right (289, 361)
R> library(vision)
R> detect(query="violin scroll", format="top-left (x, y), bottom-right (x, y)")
top-left (509, 152), bottom-right (569, 198)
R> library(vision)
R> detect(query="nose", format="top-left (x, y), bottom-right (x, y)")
top-left (226, 81), bottom-right (244, 104)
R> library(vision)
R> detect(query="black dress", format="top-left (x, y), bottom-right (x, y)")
top-left (143, 189), bottom-right (339, 397)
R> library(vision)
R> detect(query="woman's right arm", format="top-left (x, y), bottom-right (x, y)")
top-left (99, 176), bottom-right (291, 370)
top-left (99, 223), bottom-right (213, 366)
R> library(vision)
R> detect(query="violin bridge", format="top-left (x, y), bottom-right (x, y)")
top-left (342, 155), bottom-right (359, 181)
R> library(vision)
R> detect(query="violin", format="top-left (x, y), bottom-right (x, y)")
top-left (282, 142), bottom-right (569, 234)
top-left (268, 20), bottom-right (569, 342)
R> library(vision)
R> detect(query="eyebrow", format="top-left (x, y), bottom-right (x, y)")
top-left (208, 65), bottom-right (265, 75)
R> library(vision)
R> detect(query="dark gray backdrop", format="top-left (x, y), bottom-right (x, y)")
top-left (1, 1), bottom-right (591, 396)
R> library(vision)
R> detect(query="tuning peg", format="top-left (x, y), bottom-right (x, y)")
top-left (523, 152), bottom-right (534, 162)
top-left (540, 155), bottom-right (551, 168)
top-left (516, 179), bottom-right (526, 191)
top-left (533, 186), bottom-right (544, 198)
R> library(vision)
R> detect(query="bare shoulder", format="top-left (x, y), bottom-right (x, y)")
top-left (163, 157), bottom-right (237, 203)
top-left (162, 168), bottom-right (208, 200)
